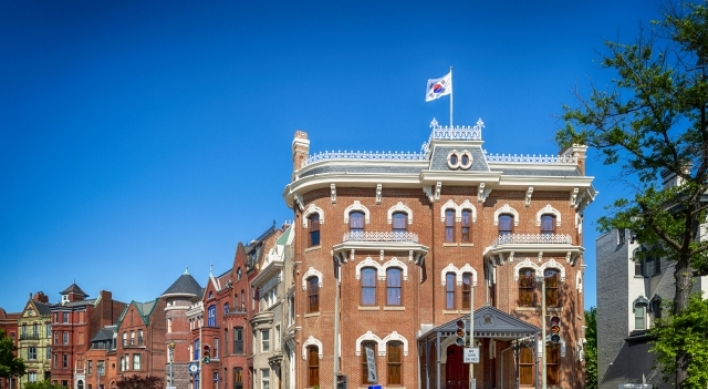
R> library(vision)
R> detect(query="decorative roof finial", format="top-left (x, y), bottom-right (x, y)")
top-left (430, 118), bottom-right (439, 128)
top-left (183, 267), bottom-right (190, 275)
top-left (209, 262), bottom-right (213, 276)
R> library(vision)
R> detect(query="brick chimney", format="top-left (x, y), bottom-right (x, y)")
top-left (32, 291), bottom-right (48, 303)
top-left (292, 131), bottom-right (310, 173)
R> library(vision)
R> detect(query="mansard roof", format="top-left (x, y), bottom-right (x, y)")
top-left (161, 269), bottom-right (203, 298)
top-left (91, 328), bottom-right (114, 342)
top-left (60, 282), bottom-right (89, 297)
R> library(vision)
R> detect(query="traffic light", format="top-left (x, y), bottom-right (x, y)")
top-left (549, 316), bottom-right (561, 343)
top-left (455, 319), bottom-right (466, 347)
top-left (203, 345), bottom-right (211, 363)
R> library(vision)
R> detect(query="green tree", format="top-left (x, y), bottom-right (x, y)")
top-left (0, 329), bottom-right (25, 384)
top-left (651, 294), bottom-right (708, 389)
top-left (584, 307), bottom-right (598, 389)
top-left (557, 2), bottom-right (708, 388)
top-left (24, 380), bottom-right (67, 389)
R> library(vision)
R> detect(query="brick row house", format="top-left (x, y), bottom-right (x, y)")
top-left (185, 223), bottom-right (294, 389)
top-left (0, 307), bottom-right (21, 389)
top-left (281, 120), bottom-right (596, 389)
top-left (17, 292), bottom-right (52, 386)
top-left (49, 284), bottom-right (125, 389)
top-left (113, 299), bottom-right (167, 383)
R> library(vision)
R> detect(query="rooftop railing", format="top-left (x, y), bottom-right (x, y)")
top-left (491, 234), bottom-right (573, 246)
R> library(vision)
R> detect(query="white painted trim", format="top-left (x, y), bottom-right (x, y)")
top-left (536, 204), bottom-right (562, 227)
top-left (540, 258), bottom-right (566, 282)
top-left (459, 200), bottom-right (477, 223)
top-left (441, 263), bottom-right (478, 287)
top-left (493, 204), bottom-right (519, 226)
top-left (344, 201), bottom-right (370, 225)
top-left (383, 257), bottom-right (408, 281)
top-left (355, 331), bottom-right (385, 356)
top-left (382, 331), bottom-right (409, 357)
top-left (301, 336), bottom-right (323, 360)
top-left (513, 258), bottom-right (541, 281)
top-left (302, 204), bottom-right (324, 228)
top-left (387, 202), bottom-right (413, 225)
top-left (301, 267), bottom-right (324, 290)
top-left (440, 200), bottom-right (459, 223)
top-left (356, 257), bottom-right (384, 281)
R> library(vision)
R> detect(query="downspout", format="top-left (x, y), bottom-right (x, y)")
top-left (333, 255), bottom-right (340, 389)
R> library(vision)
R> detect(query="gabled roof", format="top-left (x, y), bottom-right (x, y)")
top-left (90, 328), bottom-right (114, 342)
top-left (60, 283), bottom-right (89, 297)
top-left (117, 299), bottom-right (159, 327)
top-left (161, 269), bottom-right (203, 298)
top-left (426, 305), bottom-right (540, 341)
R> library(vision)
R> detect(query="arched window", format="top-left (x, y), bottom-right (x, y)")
top-left (237, 267), bottom-right (242, 281)
top-left (445, 209), bottom-right (455, 242)
top-left (520, 347), bottom-right (534, 385)
top-left (223, 303), bottom-right (230, 316)
top-left (544, 269), bottom-right (560, 308)
top-left (461, 210), bottom-right (471, 242)
top-left (499, 214), bottom-right (513, 236)
top-left (541, 215), bottom-right (555, 235)
top-left (240, 290), bottom-right (245, 309)
top-left (308, 214), bottom-right (321, 247)
top-left (307, 346), bottom-right (319, 387)
top-left (308, 277), bottom-right (320, 313)
top-left (207, 305), bottom-right (217, 327)
top-left (386, 341), bottom-right (403, 385)
top-left (462, 273), bottom-right (472, 309)
top-left (445, 273), bottom-right (455, 309)
top-left (361, 268), bottom-right (377, 306)
top-left (651, 296), bottom-right (662, 320)
top-left (350, 211), bottom-right (365, 234)
top-left (519, 269), bottom-right (535, 307)
top-left (386, 268), bottom-right (402, 306)
top-left (360, 341), bottom-right (377, 384)
top-left (392, 213), bottom-right (407, 234)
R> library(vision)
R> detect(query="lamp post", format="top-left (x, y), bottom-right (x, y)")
top-left (168, 341), bottom-right (176, 389)
top-left (536, 274), bottom-right (547, 389)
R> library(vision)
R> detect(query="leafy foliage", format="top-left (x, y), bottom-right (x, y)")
top-left (584, 307), bottom-right (598, 389)
top-left (558, 2), bottom-right (708, 387)
top-left (0, 329), bottom-right (25, 380)
top-left (116, 375), bottom-right (162, 389)
top-left (24, 380), bottom-right (68, 389)
top-left (651, 294), bottom-right (708, 389)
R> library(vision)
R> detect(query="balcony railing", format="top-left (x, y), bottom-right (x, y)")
top-left (19, 333), bottom-right (40, 340)
top-left (225, 306), bottom-right (248, 316)
top-left (122, 338), bottom-right (145, 347)
top-left (342, 231), bottom-right (419, 243)
top-left (491, 234), bottom-right (572, 246)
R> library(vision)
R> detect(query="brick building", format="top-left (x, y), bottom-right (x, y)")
top-left (282, 120), bottom-right (596, 389)
top-left (50, 284), bottom-right (125, 389)
top-left (84, 326), bottom-right (118, 389)
top-left (0, 307), bottom-right (21, 389)
top-left (115, 299), bottom-right (167, 382)
top-left (161, 269), bottom-right (203, 389)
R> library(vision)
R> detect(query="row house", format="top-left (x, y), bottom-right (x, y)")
top-left (186, 224), bottom-right (287, 389)
top-left (18, 292), bottom-right (52, 386)
top-left (0, 307), bottom-right (21, 389)
top-left (282, 119), bottom-right (596, 389)
top-left (114, 299), bottom-right (167, 382)
top-left (83, 326), bottom-right (118, 389)
top-left (162, 269), bottom-right (203, 389)
top-left (50, 284), bottom-right (125, 389)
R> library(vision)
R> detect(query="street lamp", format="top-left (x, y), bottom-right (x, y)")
top-left (168, 341), bottom-right (176, 389)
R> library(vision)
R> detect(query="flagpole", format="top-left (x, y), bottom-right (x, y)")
top-left (449, 66), bottom-right (454, 127)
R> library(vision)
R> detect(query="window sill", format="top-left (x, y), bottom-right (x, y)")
top-left (304, 312), bottom-right (320, 318)
top-left (460, 243), bottom-right (474, 247)
top-left (443, 243), bottom-right (457, 247)
top-left (384, 306), bottom-right (405, 311)
top-left (305, 246), bottom-right (321, 253)
top-left (443, 309), bottom-right (460, 314)
top-left (515, 307), bottom-right (539, 312)
top-left (358, 306), bottom-right (380, 311)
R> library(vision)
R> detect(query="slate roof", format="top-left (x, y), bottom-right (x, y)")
top-left (34, 301), bottom-right (52, 316)
top-left (429, 146), bottom-right (490, 172)
top-left (300, 165), bottom-right (423, 178)
top-left (429, 305), bottom-right (540, 340)
top-left (91, 328), bottom-right (114, 342)
top-left (117, 299), bottom-right (160, 326)
top-left (60, 283), bottom-right (89, 297)
top-left (495, 168), bottom-right (581, 177)
top-left (161, 270), bottom-right (203, 297)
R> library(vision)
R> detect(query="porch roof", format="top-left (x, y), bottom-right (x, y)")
top-left (421, 305), bottom-right (541, 341)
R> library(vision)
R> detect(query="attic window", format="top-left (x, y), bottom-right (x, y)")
top-left (208, 291), bottom-right (214, 299)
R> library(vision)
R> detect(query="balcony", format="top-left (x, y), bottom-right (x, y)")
top-left (20, 333), bottom-right (40, 340)
top-left (484, 234), bottom-right (583, 265)
top-left (224, 306), bottom-right (248, 317)
top-left (122, 338), bottom-right (145, 348)
top-left (332, 231), bottom-right (428, 264)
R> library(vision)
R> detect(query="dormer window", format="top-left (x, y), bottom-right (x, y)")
top-left (62, 295), bottom-right (69, 304)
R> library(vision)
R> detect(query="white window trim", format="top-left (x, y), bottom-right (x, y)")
top-left (540, 258), bottom-right (566, 282)
top-left (344, 201), bottom-right (370, 224)
top-left (440, 200), bottom-right (477, 223)
top-left (440, 264), bottom-right (478, 287)
top-left (382, 331), bottom-right (409, 357)
top-left (355, 331), bottom-right (384, 356)
top-left (301, 267), bottom-right (323, 290)
top-left (513, 258), bottom-right (541, 281)
top-left (383, 258), bottom-right (408, 281)
top-left (493, 204), bottom-right (519, 226)
top-left (387, 202), bottom-right (413, 225)
top-left (576, 271), bottom-right (583, 293)
top-left (302, 204), bottom-right (324, 228)
top-left (356, 257), bottom-right (384, 281)
top-left (301, 336), bottom-right (323, 360)
top-left (536, 204), bottom-right (562, 227)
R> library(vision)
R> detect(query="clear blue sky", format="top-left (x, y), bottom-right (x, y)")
top-left (0, 0), bottom-right (664, 313)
